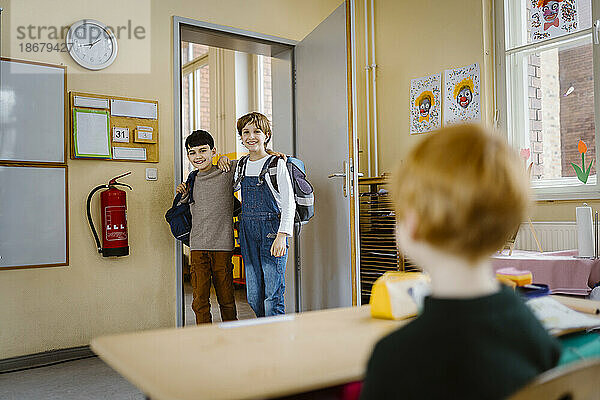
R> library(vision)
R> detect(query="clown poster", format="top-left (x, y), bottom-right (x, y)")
top-left (409, 73), bottom-right (441, 135)
top-left (443, 63), bottom-right (481, 126)
top-left (530, 0), bottom-right (578, 43)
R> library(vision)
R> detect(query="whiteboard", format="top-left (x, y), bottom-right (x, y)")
top-left (0, 59), bottom-right (65, 163)
top-left (0, 166), bottom-right (67, 268)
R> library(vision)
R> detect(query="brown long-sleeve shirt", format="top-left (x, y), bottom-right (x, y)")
top-left (188, 162), bottom-right (237, 251)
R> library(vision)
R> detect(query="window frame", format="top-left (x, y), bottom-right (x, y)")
top-left (182, 52), bottom-right (209, 132)
top-left (181, 46), bottom-right (210, 175)
top-left (494, 0), bottom-right (600, 200)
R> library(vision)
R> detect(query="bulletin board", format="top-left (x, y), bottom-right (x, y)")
top-left (69, 92), bottom-right (159, 163)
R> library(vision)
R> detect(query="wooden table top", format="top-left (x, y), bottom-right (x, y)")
top-left (91, 306), bottom-right (404, 400)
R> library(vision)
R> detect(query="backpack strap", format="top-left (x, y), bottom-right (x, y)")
top-left (185, 170), bottom-right (199, 204)
top-left (233, 155), bottom-right (250, 191)
top-left (269, 156), bottom-right (282, 192)
top-left (258, 155), bottom-right (280, 190)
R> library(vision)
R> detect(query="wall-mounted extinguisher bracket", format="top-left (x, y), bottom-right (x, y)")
top-left (86, 172), bottom-right (133, 257)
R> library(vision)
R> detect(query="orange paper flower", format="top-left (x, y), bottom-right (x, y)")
top-left (572, 140), bottom-right (594, 184)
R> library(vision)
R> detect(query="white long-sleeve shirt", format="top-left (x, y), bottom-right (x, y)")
top-left (234, 156), bottom-right (295, 236)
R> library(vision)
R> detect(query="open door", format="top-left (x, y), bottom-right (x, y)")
top-left (293, 2), bottom-right (359, 310)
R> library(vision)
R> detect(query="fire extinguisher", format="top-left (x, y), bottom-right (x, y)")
top-left (86, 172), bottom-right (133, 257)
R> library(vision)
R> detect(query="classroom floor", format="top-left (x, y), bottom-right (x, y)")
top-left (183, 282), bottom-right (256, 325)
top-left (1, 287), bottom-right (255, 400)
top-left (0, 356), bottom-right (145, 400)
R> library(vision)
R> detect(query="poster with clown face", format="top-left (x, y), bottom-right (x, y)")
top-left (443, 63), bottom-right (481, 126)
top-left (530, 0), bottom-right (578, 43)
top-left (409, 73), bottom-right (441, 135)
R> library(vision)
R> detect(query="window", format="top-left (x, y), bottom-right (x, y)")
top-left (496, 0), bottom-right (598, 199)
top-left (256, 55), bottom-right (273, 124)
top-left (181, 42), bottom-right (210, 175)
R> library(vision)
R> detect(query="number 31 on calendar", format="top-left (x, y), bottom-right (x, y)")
top-left (113, 127), bottom-right (130, 143)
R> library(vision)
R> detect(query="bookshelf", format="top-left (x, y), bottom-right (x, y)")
top-left (358, 176), bottom-right (419, 305)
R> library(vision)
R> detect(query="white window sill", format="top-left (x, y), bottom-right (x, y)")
top-left (532, 176), bottom-right (600, 200)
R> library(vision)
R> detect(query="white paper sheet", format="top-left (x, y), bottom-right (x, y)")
top-left (75, 110), bottom-right (110, 157)
top-left (527, 296), bottom-right (600, 335)
top-left (74, 96), bottom-right (109, 109)
top-left (112, 147), bottom-right (147, 161)
top-left (409, 73), bottom-right (442, 135)
top-left (529, 0), bottom-right (579, 43)
top-left (443, 63), bottom-right (481, 126)
top-left (111, 99), bottom-right (157, 119)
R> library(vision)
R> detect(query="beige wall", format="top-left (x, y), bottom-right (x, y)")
top-left (532, 200), bottom-right (600, 221)
top-left (0, 0), bottom-right (342, 359)
top-left (354, 0), bottom-right (491, 177)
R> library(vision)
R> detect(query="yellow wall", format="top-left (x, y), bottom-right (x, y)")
top-left (0, 0), bottom-right (342, 359)
top-left (354, 0), bottom-right (491, 176)
top-left (533, 200), bottom-right (600, 221)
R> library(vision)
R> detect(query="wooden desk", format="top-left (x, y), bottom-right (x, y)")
top-left (91, 306), bottom-right (404, 400)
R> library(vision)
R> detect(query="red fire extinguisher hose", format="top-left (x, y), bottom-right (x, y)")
top-left (86, 172), bottom-right (132, 255)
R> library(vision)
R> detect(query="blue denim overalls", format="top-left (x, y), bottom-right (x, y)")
top-left (239, 168), bottom-right (287, 317)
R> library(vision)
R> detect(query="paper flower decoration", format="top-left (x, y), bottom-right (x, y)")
top-left (571, 140), bottom-right (594, 184)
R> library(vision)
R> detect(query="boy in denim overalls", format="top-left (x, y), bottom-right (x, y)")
top-left (229, 112), bottom-right (295, 317)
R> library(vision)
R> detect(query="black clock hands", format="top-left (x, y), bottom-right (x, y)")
top-left (84, 38), bottom-right (101, 48)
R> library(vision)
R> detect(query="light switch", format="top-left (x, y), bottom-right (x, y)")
top-left (145, 168), bottom-right (158, 181)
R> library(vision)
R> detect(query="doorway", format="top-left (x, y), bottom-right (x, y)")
top-left (173, 3), bottom-right (359, 327)
top-left (179, 41), bottom-right (280, 325)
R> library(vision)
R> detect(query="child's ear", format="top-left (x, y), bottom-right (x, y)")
top-left (403, 211), bottom-right (419, 240)
top-left (211, 147), bottom-right (217, 157)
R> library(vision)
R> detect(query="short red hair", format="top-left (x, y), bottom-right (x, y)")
top-left (392, 124), bottom-right (530, 261)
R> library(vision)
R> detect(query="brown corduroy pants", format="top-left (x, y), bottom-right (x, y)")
top-left (189, 250), bottom-right (238, 324)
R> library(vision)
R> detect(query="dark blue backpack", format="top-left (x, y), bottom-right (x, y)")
top-left (165, 170), bottom-right (198, 246)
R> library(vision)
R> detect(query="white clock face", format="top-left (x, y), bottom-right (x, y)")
top-left (66, 20), bottom-right (118, 70)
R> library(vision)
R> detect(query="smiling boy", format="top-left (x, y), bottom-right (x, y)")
top-left (232, 112), bottom-right (295, 317)
top-left (176, 130), bottom-right (238, 324)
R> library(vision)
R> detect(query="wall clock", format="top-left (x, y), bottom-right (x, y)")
top-left (66, 19), bottom-right (118, 70)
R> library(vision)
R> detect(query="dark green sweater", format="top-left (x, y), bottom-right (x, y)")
top-left (361, 286), bottom-right (561, 400)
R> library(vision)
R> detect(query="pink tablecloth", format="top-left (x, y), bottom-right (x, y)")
top-left (492, 250), bottom-right (600, 295)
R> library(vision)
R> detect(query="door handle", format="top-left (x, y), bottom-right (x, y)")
top-left (327, 161), bottom-right (349, 197)
top-left (595, 19), bottom-right (600, 45)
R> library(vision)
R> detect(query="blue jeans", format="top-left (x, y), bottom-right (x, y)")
top-left (239, 216), bottom-right (287, 317)
top-left (239, 173), bottom-right (287, 317)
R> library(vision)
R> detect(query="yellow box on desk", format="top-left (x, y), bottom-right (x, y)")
top-left (370, 272), bottom-right (430, 320)
top-left (495, 267), bottom-right (532, 287)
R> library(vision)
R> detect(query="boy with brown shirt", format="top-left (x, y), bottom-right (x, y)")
top-left (176, 130), bottom-right (237, 324)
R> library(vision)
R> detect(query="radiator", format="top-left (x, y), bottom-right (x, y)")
top-left (514, 222), bottom-right (577, 252)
